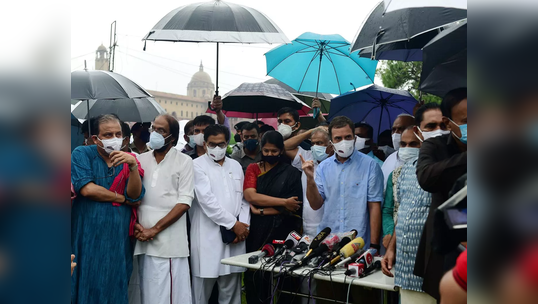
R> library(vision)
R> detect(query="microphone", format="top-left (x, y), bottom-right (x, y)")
top-left (291, 235), bottom-right (312, 255)
top-left (360, 260), bottom-right (381, 278)
top-left (326, 231), bottom-right (358, 261)
top-left (324, 237), bottom-right (365, 268)
top-left (249, 244), bottom-right (275, 264)
top-left (334, 249), bottom-right (366, 268)
top-left (302, 227), bottom-right (331, 260)
top-left (355, 249), bottom-right (375, 269)
top-left (270, 231), bottom-right (301, 261)
top-left (289, 233), bottom-right (339, 271)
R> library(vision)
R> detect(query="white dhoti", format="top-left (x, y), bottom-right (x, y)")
top-left (191, 273), bottom-right (241, 304)
top-left (138, 255), bottom-right (192, 304)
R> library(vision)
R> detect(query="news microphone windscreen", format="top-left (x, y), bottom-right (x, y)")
top-left (299, 235), bottom-right (312, 245)
top-left (321, 234), bottom-right (341, 252)
top-left (283, 239), bottom-right (295, 249)
top-left (339, 237), bottom-right (365, 258)
top-left (310, 227), bottom-right (331, 250)
top-left (262, 244), bottom-right (275, 257)
top-left (286, 230), bottom-right (302, 243)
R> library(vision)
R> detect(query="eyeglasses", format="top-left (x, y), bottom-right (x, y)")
top-left (207, 142), bottom-right (227, 149)
top-left (149, 127), bottom-right (168, 136)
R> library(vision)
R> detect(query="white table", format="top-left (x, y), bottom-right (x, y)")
top-left (222, 251), bottom-right (398, 303)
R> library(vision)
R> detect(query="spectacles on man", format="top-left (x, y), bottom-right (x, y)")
top-left (207, 142), bottom-right (227, 149)
top-left (149, 126), bottom-right (168, 136)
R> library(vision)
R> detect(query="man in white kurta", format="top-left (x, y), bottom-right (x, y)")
top-left (190, 124), bottom-right (251, 304)
top-left (134, 114), bottom-right (194, 304)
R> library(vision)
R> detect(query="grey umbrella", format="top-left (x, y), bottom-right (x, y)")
top-left (350, 1), bottom-right (466, 53)
top-left (71, 70), bottom-right (165, 136)
top-left (143, 0), bottom-right (290, 96)
top-left (72, 97), bottom-right (166, 123)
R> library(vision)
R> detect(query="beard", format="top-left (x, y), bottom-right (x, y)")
top-left (155, 142), bottom-right (171, 153)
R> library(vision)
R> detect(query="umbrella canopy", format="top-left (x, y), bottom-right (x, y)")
top-left (266, 32), bottom-right (377, 96)
top-left (71, 113), bottom-right (84, 152)
top-left (264, 78), bottom-right (332, 116)
top-left (143, 0), bottom-right (290, 96)
top-left (357, 30), bottom-right (438, 62)
top-left (142, 0), bottom-right (290, 44)
top-left (206, 82), bottom-right (310, 118)
top-left (383, 0), bottom-right (467, 13)
top-left (327, 84), bottom-right (417, 141)
top-left (420, 20), bottom-right (467, 97)
top-left (72, 97), bottom-right (166, 123)
top-left (350, 2), bottom-right (466, 53)
top-left (71, 70), bottom-right (152, 100)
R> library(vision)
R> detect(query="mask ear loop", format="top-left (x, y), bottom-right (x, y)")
top-left (414, 131), bottom-right (424, 143)
top-left (447, 118), bottom-right (464, 141)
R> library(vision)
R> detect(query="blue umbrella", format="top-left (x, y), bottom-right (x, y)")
top-left (265, 32), bottom-right (377, 97)
top-left (327, 84), bottom-right (418, 142)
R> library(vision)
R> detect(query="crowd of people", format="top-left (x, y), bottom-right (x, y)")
top-left (70, 88), bottom-right (468, 304)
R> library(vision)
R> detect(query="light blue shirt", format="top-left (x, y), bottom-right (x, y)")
top-left (366, 150), bottom-right (384, 168)
top-left (315, 150), bottom-right (384, 248)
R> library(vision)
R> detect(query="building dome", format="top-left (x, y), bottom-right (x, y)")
top-left (190, 62), bottom-right (213, 84)
top-left (97, 44), bottom-right (107, 51)
top-left (187, 61), bottom-right (215, 99)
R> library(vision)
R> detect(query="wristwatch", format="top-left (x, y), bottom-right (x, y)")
top-left (260, 208), bottom-right (264, 216)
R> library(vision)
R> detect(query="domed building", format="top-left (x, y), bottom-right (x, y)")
top-left (187, 62), bottom-right (215, 100)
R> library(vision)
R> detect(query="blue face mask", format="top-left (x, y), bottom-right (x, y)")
top-left (243, 139), bottom-right (259, 152)
top-left (311, 145), bottom-right (329, 163)
top-left (149, 132), bottom-right (171, 150)
top-left (398, 147), bottom-right (420, 163)
top-left (449, 118), bottom-right (467, 144)
top-left (187, 135), bottom-right (196, 148)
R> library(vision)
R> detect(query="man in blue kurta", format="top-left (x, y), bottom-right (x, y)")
top-left (71, 114), bottom-right (145, 304)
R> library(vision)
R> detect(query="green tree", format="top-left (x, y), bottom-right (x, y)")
top-left (377, 61), bottom-right (441, 104)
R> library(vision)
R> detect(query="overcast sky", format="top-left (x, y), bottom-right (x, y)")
top-left (71, 0), bottom-right (381, 96)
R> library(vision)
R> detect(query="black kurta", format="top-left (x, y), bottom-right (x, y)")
top-left (414, 134), bottom-right (467, 301)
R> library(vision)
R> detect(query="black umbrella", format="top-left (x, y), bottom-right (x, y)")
top-left (72, 97), bottom-right (166, 123)
top-left (71, 113), bottom-right (84, 152)
top-left (357, 30), bottom-right (438, 62)
top-left (419, 20), bottom-right (467, 97)
top-left (350, 1), bottom-right (466, 53)
top-left (206, 82), bottom-right (310, 119)
top-left (143, 0), bottom-right (290, 96)
top-left (264, 78), bottom-right (332, 116)
top-left (71, 70), bottom-right (163, 135)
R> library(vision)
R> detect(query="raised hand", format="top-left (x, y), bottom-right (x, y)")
top-left (312, 97), bottom-right (321, 109)
top-left (299, 154), bottom-right (315, 179)
top-left (211, 95), bottom-right (223, 112)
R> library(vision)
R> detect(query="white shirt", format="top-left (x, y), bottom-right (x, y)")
top-left (291, 146), bottom-right (325, 237)
top-left (190, 154), bottom-right (251, 278)
top-left (381, 151), bottom-right (403, 190)
top-left (135, 148), bottom-right (194, 258)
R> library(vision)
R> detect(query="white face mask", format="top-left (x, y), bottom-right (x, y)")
top-left (206, 146), bottom-right (226, 161)
top-left (418, 127), bottom-right (450, 141)
top-left (332, 139), bottom-right (355, 158)
top-left (398, 147), bottom-right (420, 163)
top-left (392, 133), bottom-right (402, 150)
top-left (354, 136), bottom-right (368, 151)
top-left (97, 136), bottom-right (123, 154)
top-left (311, 145), bottom-right (329, 163)
top-left (277, 124), bottom-right (294, 140)
top-left (193, 133), bottom-right (205, 146)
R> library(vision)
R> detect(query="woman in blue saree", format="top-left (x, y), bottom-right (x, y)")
top-left (71, 114), bottom-right (145, 304)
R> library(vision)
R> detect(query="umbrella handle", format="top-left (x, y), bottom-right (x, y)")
top-left (313, 108), bottom-right (320, 120)
top-left (208, 101), bottom-right (216, 111)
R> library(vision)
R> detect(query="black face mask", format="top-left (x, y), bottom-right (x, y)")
top-left (140, 129), bottom-right (151, 143)
top-left (262, 154), bottom-right (280, 165)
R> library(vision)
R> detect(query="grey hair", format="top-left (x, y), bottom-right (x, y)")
top-left (311, 128), bottom-right (330, 141)
top-left (90, 113), bottom-right (121, 136)
top-left (397, 113), bottom-right (415, 119)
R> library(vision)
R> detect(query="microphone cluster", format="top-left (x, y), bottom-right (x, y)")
top-left (249, 227), bottom-right (381, 278)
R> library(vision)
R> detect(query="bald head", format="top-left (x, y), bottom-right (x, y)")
top-left (392, 114), bottom-right (415, 135)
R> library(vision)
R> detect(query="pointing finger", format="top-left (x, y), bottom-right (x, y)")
top-left (299, 154), bottom-right (305, 164)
